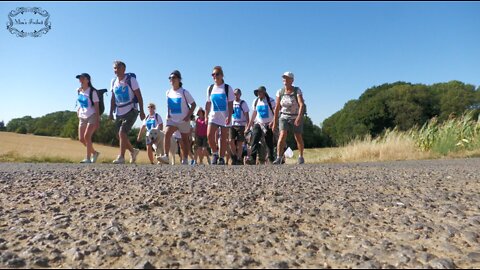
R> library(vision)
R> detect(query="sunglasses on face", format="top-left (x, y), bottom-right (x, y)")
top-left (211, 73), bottom-right (222, 77)
top-left (169, 76), bottom-right (177, 80)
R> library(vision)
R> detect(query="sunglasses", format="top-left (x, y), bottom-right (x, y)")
top-left (169, 76), bottom-right (177, 80)
top-left (211, 73), bottom-right (222, 77)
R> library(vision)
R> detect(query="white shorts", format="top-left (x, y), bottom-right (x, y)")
top-left (79, 114), bottom-right (97, 127)
top-left (166, 120), bottom-right (191, 134)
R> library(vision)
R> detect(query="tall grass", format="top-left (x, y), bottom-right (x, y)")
top-left (290, 112), bottom-right (480, 164)
top-left (413, 111), bottom-right (480, 155)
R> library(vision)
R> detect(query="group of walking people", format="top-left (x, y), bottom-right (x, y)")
top-left (75, 61), bottom-right (306, 165)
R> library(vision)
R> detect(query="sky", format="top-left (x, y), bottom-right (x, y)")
top-left (1, 1), bottom-right (480, 128)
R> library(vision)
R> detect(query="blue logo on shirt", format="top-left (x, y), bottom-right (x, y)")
top-left (146, 118), bottom-right (156, 131)
top-left (78, 94), bottom-right (88, 109)
top-left (114, 86), bottom-right (130, 103)
top-left (233, 106), bottom-right (242, 119)
top-left (168, 98), bottom-right (182, 114)
top-left (211, 94), bottom-right (227, 112)
top-left (257, 105), bottom-right (269, 119)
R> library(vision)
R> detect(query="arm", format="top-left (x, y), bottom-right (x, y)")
top-left (295, 94), bottom-right (305, 126)
top-left (157, 123), bottom-right (164, 132)
top-left (205, 101), bottom-right (211, 123)
top-left (246, 110), bottom-right (257, 133)
top-left (183, 102), bottom-right (197, 122)
top-left (272, 96), bottom-right (281, 130)
top-left (244, 111), bottom-right (250, 129)
top-left (109, 93), bottom-right (116, 120)
top-left (133, 88), bottom-right (145, 120)
top-left (137, 125), bottom-right (146, 142)
top-left (226, 101), bottom-right (233, 125)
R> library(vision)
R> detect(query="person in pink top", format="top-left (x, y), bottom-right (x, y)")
top-left (195, 108), bottom-right (209, 164)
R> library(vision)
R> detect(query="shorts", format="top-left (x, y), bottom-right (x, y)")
top-left (79, 114), bottom-right (97, 127)
top-left (196, 136), bottom-right (208, 148)
top-left (115, 109), bottom-right (138, 134)
top-left (279, 116), bottom-right (303, 134)
top-left (229, 126), bottom-right (246, 141)
top-left (208, 122), bottom-right (230, 129)
top-left (166, 119), bottom-right (191, 134)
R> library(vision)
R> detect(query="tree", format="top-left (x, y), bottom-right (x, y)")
top-left (0, 121), bottom-right (5, 131)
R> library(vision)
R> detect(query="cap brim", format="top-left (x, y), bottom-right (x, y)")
top-left (76, 75), bottom-right (82, 79)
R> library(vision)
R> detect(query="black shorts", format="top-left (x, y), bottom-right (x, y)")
top-left (229, 126), bottom-right (246, 142)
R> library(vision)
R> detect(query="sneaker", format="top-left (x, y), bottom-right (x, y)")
top-left (245, 157), bottom-right (255, 165)
top-left (181, 159), bottom-right (189, 165)
top-left (273, 157), bottom-right (283, 165)
top-left (91, 151), bottom-right (100, 163)
top-left (157, 154), bottom-right (170, 164)
top-left (231, 155), bottom-right (238, 165)
top-left (218, 157), bottom-right (225, 165)
top-left (130, 148), bottom-right (140, 164)
top-left (80, 158), bottom-right (91, 164)
top-left (190, 159), bottom-right (196, 165)
top-left (211, 154), bottom-right (219, 165)
top-left (112, 156), bottom-right (125, 164)
top-left (298, 156), bottom-right (305, 165)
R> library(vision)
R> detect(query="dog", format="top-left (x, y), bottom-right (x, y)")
top-left (149, 129), bottom-right (178, 165)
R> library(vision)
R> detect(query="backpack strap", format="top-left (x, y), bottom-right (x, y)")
top-left (115, 74), bottom-right (137, 108)
top-left (225, 84), bottom-right (229, 100)
top-left (182, 88), bottom-right (191, 110)
top-left (254, 97), bottom-right (274, 115)
top-left (208, 84), bottom-right (214, 99)
top-left (155, 113), bottom-right (161, 127)
top-left (208, 84), bottom-right (229, 101)
top-left (266, 95), bottom-right (274, 115)
top-left (239, 100), bottom-right (246, 112)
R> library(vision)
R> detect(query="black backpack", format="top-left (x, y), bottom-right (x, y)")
top-left (90, 88), bottom-right (107, 115)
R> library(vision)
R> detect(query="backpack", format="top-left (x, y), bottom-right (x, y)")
top-left (279, 87), bottom-right (307, 116)
top-left (89, 88), bottom-right (107, 115)
top-left (112, 73), bottom-right (139, 109)
top-left (254, 94), bottom-right (275, 115)
top-left (208, 83), bottom-right (230, 103)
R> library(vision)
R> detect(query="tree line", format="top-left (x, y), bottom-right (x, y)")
top-left (322, 80), bottom-right (480, 146)
top-left (4, 80), bottom-right (479, 149)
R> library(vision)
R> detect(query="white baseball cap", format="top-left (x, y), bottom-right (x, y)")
top-left (282, 71), bottom-right (294, 79)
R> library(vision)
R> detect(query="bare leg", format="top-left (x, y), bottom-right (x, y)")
top-left (180, 133), bottom-right (190, 161)
top-left (219, 127), bottom-right (229, 158)
top-left (146, 145), bottom-right (154, 164)
top-left (163, 126), bottom-right (177, 156)
top-left (277, 130), bottom-right (288, 157)
top-left (84, 123), bottom-right (97, 159)
top-left (78, 124), bottom-right (87, 147)
top-left (294, 133), bottom-right (304, 157)
top-left (207, 125), bottom-right (219, 153)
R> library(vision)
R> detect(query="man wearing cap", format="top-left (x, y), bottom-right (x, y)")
top-left (272, 71), bottom-right (306, 165)
top-left (245, 86), bottom-right (276, 165)
top-left (230, 88), bottom-right (250, 165)
top-left (109, 60), bottom-right (145, 164)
